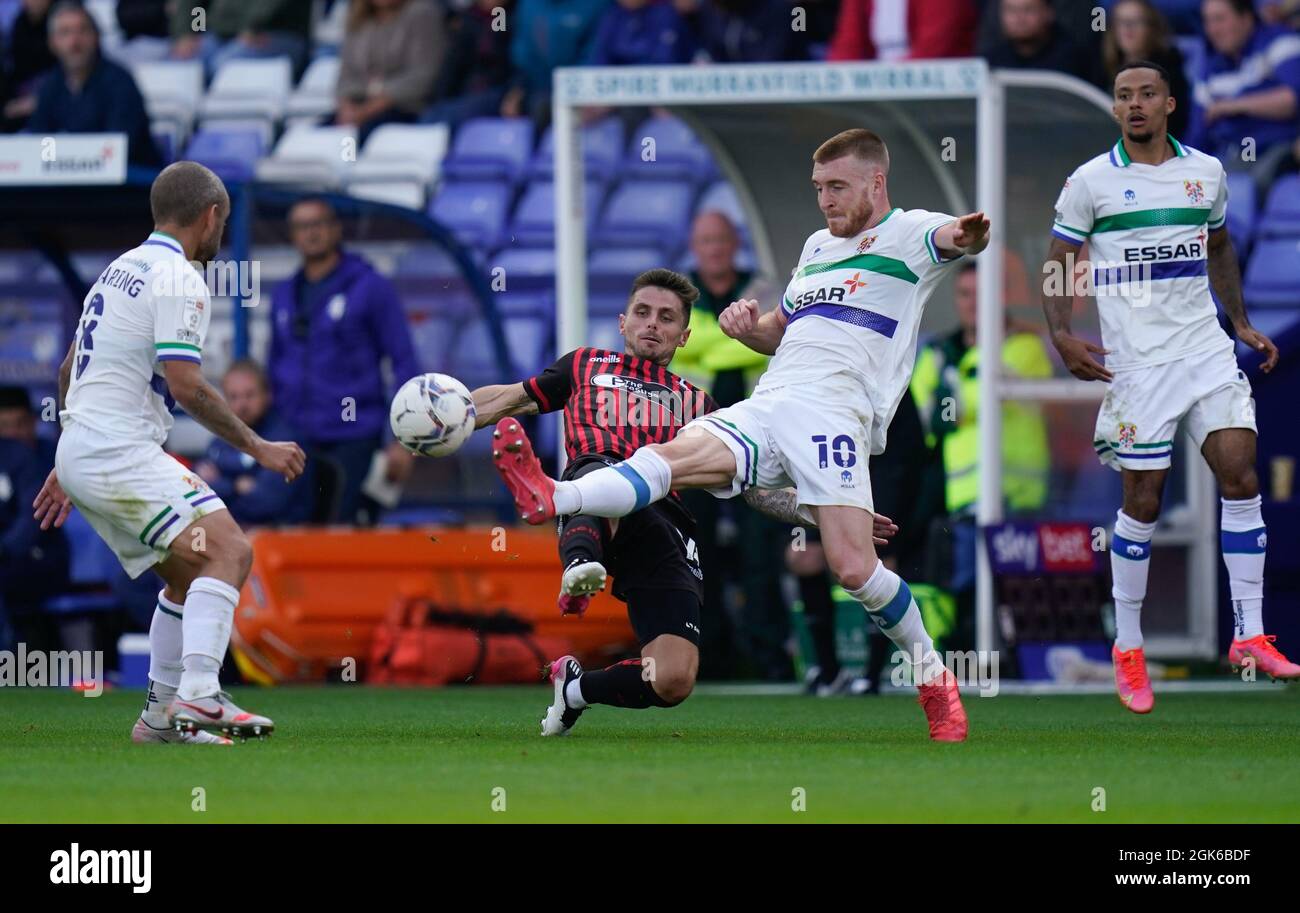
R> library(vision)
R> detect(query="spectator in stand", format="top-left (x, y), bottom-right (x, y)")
top-left (24, 2), bottom-right (161, 166)
top-left (978, 0), bottom-right (1103, 62)
top-left (193, 360), bottom-right (313, 527)
top-left (1102, 0), bottom-right (1190, 140)
top-left (827, 0), bottom-right (977, 61)
top-left (335, 0), bottom-right (445, 145)
top-left (421, 0), bottom-right (514, 128)
top-left (269, 198), bottom-right (421, 525)
top-left (0, 386), bottom-right (55, 467)
top-left (504, 0), bottom-right (608, 126)
top-left (0, 389), bottom-right (68, 651)
top-left (114, 0), bottom-right (173, 63)
top-left (981, 0), bottom-right (1104, 87)
top-left (169, 0), bottom-right (313, 79)
top-left (591, 0), bottom-right (695, 65)
top-left (683, 0), bottom-right (810, 62)
top-left (1, 0), bottom-right (56, 130)
top-left (1260, 0), bottom-right (1300, 31)
top-left (1190, 0), bottom-right (1300, 183)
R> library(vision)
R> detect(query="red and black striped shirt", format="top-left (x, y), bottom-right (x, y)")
top-left (524, 347), bottom-right (718, 463)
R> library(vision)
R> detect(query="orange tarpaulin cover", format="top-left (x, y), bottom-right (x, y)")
top-left (232, 527), bottom-right (637, 683)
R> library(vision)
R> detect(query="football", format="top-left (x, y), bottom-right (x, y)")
top-left (389, 372), bottom-right (476, 457)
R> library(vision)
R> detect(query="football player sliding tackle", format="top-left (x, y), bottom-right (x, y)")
top-left (470, 268), bottom-right (897, 736)
top-left (490, 129), bottom-right (989, 741)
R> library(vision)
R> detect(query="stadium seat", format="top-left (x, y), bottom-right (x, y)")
top-left (594, 180), bottom-right (695, 256)
top-left (445, 320), bottom-right (520, 387)
top-left (1256, 175), bottom-right (1300, 239)
top-left (133, 60), bottom-right (205, 149)
top-left (695, 181), bottom-right (751, 238)
top-left (410, 314), bottom-right (460, 369)
top-left (344, 123), bottom-right (451, 208)
top-left (492, 247), bottom-right (556, 293)
top-left (254, 124), bottom-right (357, 188)
top-left (494, 290), bottom-right (554, 318)
top-left (441, 117), bottom-right (535, 184)
top-left (1242, 238), bottom-right (1300, 308)
top-left (429, 180), bottom-right (513, 250)
top-left (508, 180), bottom-right (606, 248)
top-left (589, 293), bottom-right (631, 317)
top-left (185, 128), bottom-right (266, 182)
top-left (588, 315), bottom-right (626, 353)
top-left (42, 509), bottom-right (121, 616)
top-left (286, 55), bottom-right (342, 124)
top-left (622, 115), bottom-right (717, 182)
top-left (588, 246), bottom-right (670, 293)
top-left (201, 57), bottom-right (294, 129)
top-left (1225, 170), bottom-right (1257, 254)
top-left (529, 117), bottom-right (626, 181)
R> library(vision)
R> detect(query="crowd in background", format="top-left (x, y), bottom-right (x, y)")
top-left (2, 0), bottom-right (1299, 683)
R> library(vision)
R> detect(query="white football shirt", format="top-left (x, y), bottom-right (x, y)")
top-left (62, 231), bottom-right (210, 445)
top-left (755, 207), bottom-right (963, 452)
top-left (1052, 136), bottom-right (1232, 370)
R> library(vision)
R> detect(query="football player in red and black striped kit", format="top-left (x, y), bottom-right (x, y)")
top-left (471, 269), bottom-right (896, 735)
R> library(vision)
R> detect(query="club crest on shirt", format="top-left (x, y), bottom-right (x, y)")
top-left (181, 472), bottom-right (210, 494)
top-left (182, 297), bottom-right (204, 330)
top-left (1117, 422), bottom-right (1137, 449)
top-left (856, 234), bottom-right (877, 253)
top-left (1184, 179), bottom-right (1205, 204)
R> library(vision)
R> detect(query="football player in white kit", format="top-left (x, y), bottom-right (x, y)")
top-left (32, 162), bottom-right (306, 743)
top-left (1043, 61), bottom-right (1298, 716)
top-left (492, 129), bottom-right (988, 742)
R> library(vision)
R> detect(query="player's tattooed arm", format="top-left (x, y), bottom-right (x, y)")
top-left (742, 487), bottom-right (803, 524)
top-left (471, 383), bottom-right (539, 428)
top-left (1041, 236), bottom-right (1113, 382)
top-left (163, 360), bottom-right (306, 481)
top-left (1208, 227), bottom-right (1279, 372)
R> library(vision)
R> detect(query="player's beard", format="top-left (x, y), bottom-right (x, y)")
top-left (1126, 127), bottom-right (1157, 144)
top-left (194, 230), bottom-right (221, 267)
top-left (827, 197), bottom-right (874, 238)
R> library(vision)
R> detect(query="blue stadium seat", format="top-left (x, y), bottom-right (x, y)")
top-left (508, 180), bottom-right (606, 248)
top-left (1243, 238), bottom-right (1300, 308)
top-left (1225, 171), bottom-right (1257, 254)
top-left (491, 247), bottom-right (555, 292)
top-left (42, 510), bottom-right (121, 616)
top-left (588, 246), bottom-right (666, 293)
top-left (494, 290), bottom-right (554, 318)
top-left (594, 181), bottom-right (695, 257)
top-left (184, 128), bottom-right (266, 182)
top-left (441, 117), bottom-right (535, 184)
top-left (588, 317), bottom-right (626, 353)
top-left (589, 293), bottom-right (631, 317)
top-left (409, 315), bottom-right (460, 369)
top-left (622, 115), bottom-right (717, 182)
top-left (1257, 175), bottom-right (1300, 239)
top-left (695, 181), bottom-right (750, 238)
top-left (529, 117), bottom-right (626, 181)
top-left (429, 180), bottom-right (513, 250)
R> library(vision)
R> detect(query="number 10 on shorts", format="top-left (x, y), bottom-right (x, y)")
top-left (811, 434), bottom-right (857, 469)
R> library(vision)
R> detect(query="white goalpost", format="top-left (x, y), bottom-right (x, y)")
top-left (551, 59), bottom-right (1219, 661)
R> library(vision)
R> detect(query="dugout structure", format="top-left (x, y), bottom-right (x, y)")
top-left (551, 59), bottom-right (1219, 660)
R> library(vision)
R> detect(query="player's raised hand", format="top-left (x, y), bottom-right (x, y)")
top-left (254, 439), bottom-right (307, 482)
top-left (719, 298), bottom-right (760, 339)
top-left (872, 511), bottom-right (899, 547)
top-left (1053, 333), bottom-right (1113, 382)
top-left (33, 469), bottom-right (73, 530)
top-left (1236, 325), bottom-right (1279, 373)
top-left (952, 211), bottom-right (990, 250)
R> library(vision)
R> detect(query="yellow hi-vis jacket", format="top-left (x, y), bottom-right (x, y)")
top-left (911, 330), bottom-right (1052, 514)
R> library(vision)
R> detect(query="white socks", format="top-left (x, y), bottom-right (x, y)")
top-left (177, 576), bottom-right (239, 701)
top-left (553, 448), bottom-right (672, 517)
top-left (1222, 495), bottom-right (1266, 640)
top-left (846, 562), bottom-right (945, 684)
top-left (1111, 510), bottom-right (1155, 651)
top-left (142, 590), bottom-right (185, 727)
top-left (565, 678), bottom-right (587, 709)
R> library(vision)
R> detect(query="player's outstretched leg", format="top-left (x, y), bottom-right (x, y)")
top-left (493, 419), bottom-right (708, 525)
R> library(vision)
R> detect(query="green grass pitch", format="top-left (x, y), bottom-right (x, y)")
top-left (2, 685), bottom-right (1298, 823)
